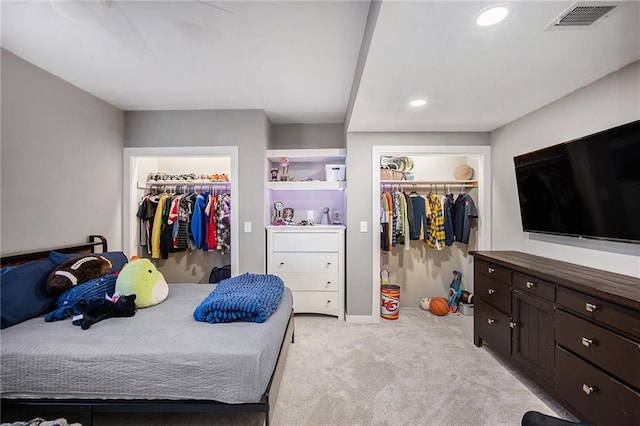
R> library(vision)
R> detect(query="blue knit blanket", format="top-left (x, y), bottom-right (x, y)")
top-left (44, 274), bottom-right (117, 322)
top-left (193, 273), bottom-right (284, 323)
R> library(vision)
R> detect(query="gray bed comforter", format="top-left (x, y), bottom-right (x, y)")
top-left (1, 284), bottom-right (293, 404)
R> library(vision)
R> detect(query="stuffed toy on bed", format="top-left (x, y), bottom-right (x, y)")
top-left (72, 294), bottom-right (137, 330)
top-left (46, 255), bottom-right (113, 296)
top-left (115, 257), bottom-right (168, 308)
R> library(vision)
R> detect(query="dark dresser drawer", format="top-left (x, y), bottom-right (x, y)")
top-left (556, 309), bottom-right (640, 390)
top-left (558, 286), bottom-right (640, 340)
top-left (476, 259), bottom-right (512, 285)
top-left (476, 273), bottom-right (511, 313)
top-left (513, 272), bottom-right (555, 302)
top-left (556, 346), bottom-right (640, 426)
top-left (475, 298), bottom-right (511, 357)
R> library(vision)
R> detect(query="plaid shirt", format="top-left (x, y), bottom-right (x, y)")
top-left (425, 193), bottom-right (445, 249)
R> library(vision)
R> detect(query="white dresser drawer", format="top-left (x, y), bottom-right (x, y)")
top-left (293, 291), bottom-right (339, 315)
top-left (272, 252), bottom-right (339, 273)
top-left (275, 272), bottom-right (338, 292)
top-left (272, 231), bottom-right (340, 252)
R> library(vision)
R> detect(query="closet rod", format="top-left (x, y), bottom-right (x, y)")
top-left (380, 180), bottom-right (478, 188)
top-left (138, 182), bottom-right (230, 190)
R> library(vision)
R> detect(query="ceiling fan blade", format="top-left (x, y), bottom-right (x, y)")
top-left (195, 1), bottom-right (232, 14)
top-left (50, 0), bottom-right (154, 59)
top-left (101, 0), bottom-right (155, 59)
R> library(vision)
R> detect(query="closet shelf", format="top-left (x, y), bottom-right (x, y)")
top-left (380, 180), bottom-right (477, 187)
top-left (138, 181), bottom-right (230, 190)
top-left (267, 181), bottom-right (346, 191)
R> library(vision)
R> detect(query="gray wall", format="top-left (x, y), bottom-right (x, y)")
top-left (345, 132), bottom-right (490, 316)
top-left (270, 123), bottom-right (345, 149)
top-left (125, 110), bottom-right (270, 274)
top-left (1, 49), bottom-right (124, 254)
top-left (491, 61), bottom-right (640, 277)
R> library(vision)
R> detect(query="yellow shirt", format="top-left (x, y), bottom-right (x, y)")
top-left (151, 194), bottom-right (169, 259)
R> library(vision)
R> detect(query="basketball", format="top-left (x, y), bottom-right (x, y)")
top-left (429, 297), bottom-right (449, 316)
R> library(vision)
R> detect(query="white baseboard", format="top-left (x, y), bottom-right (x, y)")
top-left (345, 314), bottom-right (379, 324)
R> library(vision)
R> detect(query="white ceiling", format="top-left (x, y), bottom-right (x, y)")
top-left (2, 0), bottom-right (639, 131)
top-left (350, 0), bottom-right (640, 131)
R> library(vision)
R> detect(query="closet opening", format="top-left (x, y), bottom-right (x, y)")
top-left (124, 147), bottom-right (239, 283)
top-left (371, 145), bottom-right (491, 322)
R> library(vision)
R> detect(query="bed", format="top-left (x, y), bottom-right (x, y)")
top-left (0, 236), bottom-right (295, 426)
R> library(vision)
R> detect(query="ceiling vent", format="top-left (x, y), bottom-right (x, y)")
top-left (546, 2), bottom-right (620, 30)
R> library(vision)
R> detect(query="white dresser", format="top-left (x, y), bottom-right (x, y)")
top-left (266, 225), bottom-right (345, 320)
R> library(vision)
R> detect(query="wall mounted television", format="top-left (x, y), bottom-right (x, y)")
top-left (513, 119), bottom-right (640, 244)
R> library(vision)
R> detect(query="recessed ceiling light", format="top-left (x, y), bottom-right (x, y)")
top-left (476, 6), bottom-right (509, 26)
top-left (410, 99), bottom-right (427, 107)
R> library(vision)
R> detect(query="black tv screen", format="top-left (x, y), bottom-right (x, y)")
top-left (514, 120), bottom-right (640, 244)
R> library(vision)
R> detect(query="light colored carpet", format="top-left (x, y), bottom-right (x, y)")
top-left (89, 309), bottom-right (575, 425)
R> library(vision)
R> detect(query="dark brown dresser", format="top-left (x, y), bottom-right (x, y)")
top-left (471, 251), bottom-right (640, 426)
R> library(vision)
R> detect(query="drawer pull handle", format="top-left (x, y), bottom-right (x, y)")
top-left (488, 267), bottom-right (495, 274)
top-left (279, 262), bottom-right (284, 266)
top-left (510, 321), bottom-right (518, 328)
top-left (487, 318), bottom-right (496, 325)
top-left (487, 288), bottom-right (495, 295)
top-left (581, 337), bottom-right (593, 347)
top-left (526, 281), bottom-right (535, 289)
top-left (582, 384), bottom-right (595, 395)
top-left (326, 300), bottom-right (332, 305)
top-left (585, 302), bottom-right (597, 312)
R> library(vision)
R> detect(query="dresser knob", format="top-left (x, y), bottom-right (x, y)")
top-left (581, 337), bottom-right (594, 347)
top-left (526, 281), bottom-right (535, 289)
top-left (582, 384), bottom-right (595, 395)
top-left (510, 321), bottom-right (518, 328)
top-left (487, 288), bottom-right (495, 295)
top-left (326, 281), bottom-right (332, 286)
top-left (488, 267), bottom-right (495, 274)
top-left (585, 302), bottom-right (597, 312)
top-left (326, 300), bottom-right (332, 305)
top-left (487, 318), bottom-right (496, 325)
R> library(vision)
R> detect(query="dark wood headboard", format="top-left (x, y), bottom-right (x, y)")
top-left (0, 235), bottom-right (108, 268)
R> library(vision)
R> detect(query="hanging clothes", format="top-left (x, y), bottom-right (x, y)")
top-left (160, 195), bottom-right (174, 259)
top-left (138, 183), bottom-right (231, 259)
top-left (216, 194), bottom-right (232, 254)
top-left (454, 193), bottom-right (478, 244)
top-left (425, 192), bottom-right (445, 250)
top-left (403, 191), bottom-right (415, 243)
top-left (410, 194), bottom-right (428, 241)
top-left (442, 192), bottom-right (455, 246)
top-left (380, 192), bottom-right (391, 252)
top-left (172, 195), bottom-right (190, 252)
top-left (151, 194), bottom-right (170, 259)
top-left (190, 193), bottom-right (207, 250)
top-left (205, 193), bottom-right (218, 251)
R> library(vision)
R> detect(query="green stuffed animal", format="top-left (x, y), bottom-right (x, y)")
top-left (115, 256), bottom-right (168, 308)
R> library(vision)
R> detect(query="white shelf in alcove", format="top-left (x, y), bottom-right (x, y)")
top-left (266, 148), bottom-right (346, 163)
top-left (267, 181), bottom-right (346, 190)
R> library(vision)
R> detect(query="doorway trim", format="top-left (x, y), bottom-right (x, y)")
top-left (370, 145), bottom-right (491, 322)
top-left (123, 146), bottom-right (239, 277)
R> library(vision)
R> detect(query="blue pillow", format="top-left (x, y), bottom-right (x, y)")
top-left (45, 273), bottom-right (118, 322)
top-left (48, 251), bottom-right (128, 274)
top-left (1, 260), bottom-right (58, 329)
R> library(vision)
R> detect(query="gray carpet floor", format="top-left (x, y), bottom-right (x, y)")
top-left (85, 309), bottom-right (576, 425)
